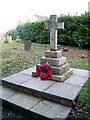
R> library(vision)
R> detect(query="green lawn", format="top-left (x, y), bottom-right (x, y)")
top-left (2, 41), bottom-right (49, 77)
top-left (1, 41), bottom-right (89, 117)
top-left (78, 78), bottom-right (90, 118)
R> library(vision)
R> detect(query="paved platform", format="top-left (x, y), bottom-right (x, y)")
top-left (1, 67), bottom-right (89, 119)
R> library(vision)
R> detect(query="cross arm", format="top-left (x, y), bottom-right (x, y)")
top-left (44, 22), bottom-right (50, 29)
top-left (56, 22), bottom-right (64, 30)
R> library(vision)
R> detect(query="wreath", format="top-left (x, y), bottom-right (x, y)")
top-left (36, 62), bottom-right (52, 80)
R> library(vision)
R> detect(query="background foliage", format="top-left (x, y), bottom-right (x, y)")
top-left (7, 29), bottom-right (17, 40)
top-left (8, 12), bottom-right (89, 48)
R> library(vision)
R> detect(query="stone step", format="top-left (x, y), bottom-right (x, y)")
top-left (2, 71), bottom-right (81, 107)
top-left (32, 68), bottom-right (73, 82)
top-left (0, 86), bottom-right (71, 119)
top-left (2, 67), bottom-right (88, 108)
top-left (45, 50), bottom-right (62, 58)
top-left (36, 63), bottom-right (69, 75)
top-left (41, 57), bottom-right (66, 67)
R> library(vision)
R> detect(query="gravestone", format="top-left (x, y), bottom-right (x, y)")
top-left (9, 35), bottom-right (13, 43)
top-left (32, 15), bottom-right (73, 82)
top-left (4, 34), bottom-right (9, 43)
top-left (24, 40), bottom-right (32, 51)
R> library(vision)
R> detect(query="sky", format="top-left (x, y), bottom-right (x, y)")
top-left (0, 0), bottom-right (89, 33)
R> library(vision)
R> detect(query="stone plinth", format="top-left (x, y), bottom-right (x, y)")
top-left (41, 57), bottom-right (66, 67)
top-left (32, 50), bottom-right (73, 82)
top-left (36, 63), bottom-right (69, 75)
top-left (32, 68), bottom-right (73, 82)
top-left (45, 50), bottom-right (62, 58)
top-left (1, 68), bottom-right (88, 119)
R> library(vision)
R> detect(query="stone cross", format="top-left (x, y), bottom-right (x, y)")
top-left (45, 15), bottom-right (64, 51)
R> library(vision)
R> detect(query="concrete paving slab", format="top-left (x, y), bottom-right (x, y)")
top-left (2, 73), bottom-right (32, 85)
top-left (0, 86), bottom-right (16, 99)
top-left (21, 77), bottom-right (55, 92)
top-left (44, 82), bottom-right (81, 101)
top-left (64, 75), bottom-right (88, 87)
top-left (31, 100), bottom-right (71, 119)
top-left (20, 66), bottom-right (36, 75)
top-left (2, 67), bottom-right (88, 108)
top-left (73, 68), bottom-right (89, 78)
top-left (7, 92), bottom-right (41, 110)
top-left (1, 86), bottom-right (72, 119)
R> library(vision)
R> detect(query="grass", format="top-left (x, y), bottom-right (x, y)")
top-left (78, 78), bottom-right (90, 112)
top-left (2, 41), bottom-right (49, 77)
top-left (1, 41), bottom-right (89, 117)
top-left (68, 59), bottom-right (88, 70)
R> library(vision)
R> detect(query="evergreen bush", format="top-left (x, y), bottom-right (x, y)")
top-left (16, 12), bottom-right (89, 48)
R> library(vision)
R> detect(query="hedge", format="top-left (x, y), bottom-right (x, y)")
top-left (57, 12), bottom-right (89, 47)
top-left (16, 21), bottom-right (50, 44)
top-left (10, 12), bottom-right (90, 48)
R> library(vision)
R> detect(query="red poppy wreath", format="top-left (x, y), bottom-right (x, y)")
top-left (36, 62), bottom-right (52, 80)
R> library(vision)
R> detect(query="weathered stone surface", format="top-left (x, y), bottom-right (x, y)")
top-left (50, 15), bottom-right (57, 51)
top-left (1, 67), bottom-right (88, 109)
top-left (31, 100), bottom-right (71, 119)
top-left (2, 73), bottom-right (32, 85)
top-left (21, 77), bottom-right (55, 92)
top-left (45, 50), bottom-right (62, 58)
top-left (64, 75), bottom-right (88, 87)
top-left (32, 68), bottom-right (73, 82)
top-left (73, 68), bottom-right (89, 78)
top-left (45, 15), bottom-right (64, 51)
top-left (41, 57), bottom-right (66, 67)
top-left (36, 63), bottom-right (69, 75)
top-left (7, 92), bottom-right (41, 110)
top-left (50, 68), bottom-right (73, 82)
top-left (24, 40), bottom-right (32, 51)
top-left (44, 82), bottom-right (82, 101)
top-left (1, 86), bottom-right (71, 119)
top-left (20, 66), bottom-right (36, 75)
top-left (0, 86), bottom-right (16, 99)
top-left (2, 80), bottom-right (35, 96)
top-left (52, 63), bottom-right (69, 75)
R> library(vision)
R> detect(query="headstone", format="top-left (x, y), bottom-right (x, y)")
top-left (17, 36), bottom-right (19, 39)
top-left (1, 35), bottom-right (5, 43)
top-left (45, 15), bottom-right (64, 51)
top-left (24, 40), bottom-right (32, 51)
top-left (9, 35), bottom-right (13, 43)
top-left (4, 34), bottom-right (9, 43)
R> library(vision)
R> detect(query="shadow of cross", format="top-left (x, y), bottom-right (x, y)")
top-left (44, 15), bottom-right (64, 51)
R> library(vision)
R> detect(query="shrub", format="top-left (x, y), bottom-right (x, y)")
top-left (16, 12), bottom-right (89, 48)
top-left (7, 29), bottom-right (17, 40)
top-left (17, 21), bottom-right (50, 44)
